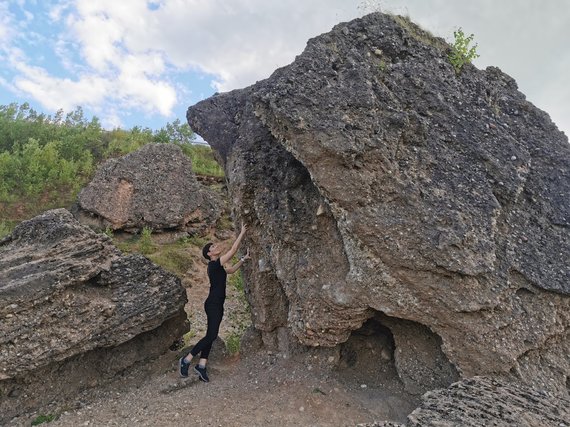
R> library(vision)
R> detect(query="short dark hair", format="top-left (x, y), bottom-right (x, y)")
top-left (202, 242), bottom-right (213, 260)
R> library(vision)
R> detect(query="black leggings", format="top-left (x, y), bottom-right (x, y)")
top-left (190, 300), bottom-right (224, 360)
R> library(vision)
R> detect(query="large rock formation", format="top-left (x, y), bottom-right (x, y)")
top-left (0, 209), bottom-right (188, 422)
top-left (187, 12), bottom-right (570, 396)
top-left (76, 143), bottom-right (221, 233)
top-left (373, 376), bottom-right (570, 427)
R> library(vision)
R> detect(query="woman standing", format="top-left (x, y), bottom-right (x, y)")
top-left (179, 224), bottom-right (250, 382)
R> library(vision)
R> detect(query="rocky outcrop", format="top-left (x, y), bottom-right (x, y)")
top-left (187, 12), bottom-right (570, 396)
top-left (76, 143), bottom-right (221, 233)
top-left (371, 376), bottom-right (570, 427)
top-left (0, 209), bottom-right (188, 421)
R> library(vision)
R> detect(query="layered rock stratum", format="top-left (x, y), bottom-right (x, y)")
top-left (0, 209), bottom-right (188, 422)
top-left (187, 11), bottom-right (570, 399)
top-left (76, 143), bottom-right (221, 233)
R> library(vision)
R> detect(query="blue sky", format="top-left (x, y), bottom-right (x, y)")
top-left (1, 0), bottom-right (569, 137)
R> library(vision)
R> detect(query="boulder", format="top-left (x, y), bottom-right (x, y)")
top-left (186, 12), bottom-right (570, 395)
top-left (76, 143), bottom-right (221, 233)
top-left (0, 209), bottom-right (189, 421)
top-left (371, 376), bottom-right (570, 427)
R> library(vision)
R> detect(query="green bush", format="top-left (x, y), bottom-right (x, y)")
top-left (448, 28), bottom-right (479, 74)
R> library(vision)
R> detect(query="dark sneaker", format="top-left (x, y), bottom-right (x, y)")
top-left (179, 357), bottom-right (190, 377)
top-left (194, 365), bottom-right (209, 382)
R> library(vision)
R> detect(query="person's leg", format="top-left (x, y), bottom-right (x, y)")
top-left (193, 302), bottom-right (223, 382)
top-left (199, 302), bottom-right (224, 359)
top-left (187, 302), bottom-right (223, 360)
top-left (180, 301), bottom-right (219, 377)
top-left (180, 302), bottom-right (223, 379)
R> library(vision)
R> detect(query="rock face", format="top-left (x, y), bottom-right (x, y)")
top-left (0, 209), bottom-right (188, 421)
top-left (374, 376), bottom-right (570, 427)
top-left (187, 12), bottom-right (570, 396)
top-left (76, 143), bottom-right (221, 233)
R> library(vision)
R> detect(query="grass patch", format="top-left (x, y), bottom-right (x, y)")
top-left (392, 15), bottom-right (448, 51)
top-left (112, 233), bottom-right (195, 277)
top-left (31, 414), bottom-right (58, 425)
top-left (178, 144), bottom-right (224, 177)
top-left (147, 246), bottom-right (193, 277)
top-left (0, 220), bottom-right (15, 239)
top-left (180, 235), bottom-right (210, 248)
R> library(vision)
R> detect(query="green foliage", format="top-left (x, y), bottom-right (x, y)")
top-left (31, 414), bottom-right (57, 425)
top-left (0, 102), bottom-right (223, 226)
top-left (229, 269), bottom-right (244, 293)
top-left (0, 137), bottom-right (93, 202)
top-left (0, 221), bottom-right (13, 239)
top-left (225, 332), bottom-right (241, 355)
top-left (448, 28), bottom-right (480, 74)
top-left (177, 143), bottom-right (224, 177)
top-left (102, 127), bottom-right (152, 158)
top-left (225, 268), bottom-right (250, 355)
top-left (139, 227), bottom-right (155, 255)
top-left (153, 118), bottom-right (195, 145)
top-left (182, 235), bottom-right (210, 248)
top-left (148, 245), bottom-right (194, 277)
top-left (103, 226), bottom-right (114, 238)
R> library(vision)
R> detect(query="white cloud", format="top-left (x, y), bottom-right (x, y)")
top-left (135, 0), bottom-right (360, 91)
top-left (13, 62), bottom-right (109, 111)
top-left (0, 3), bottom-right (14, 48)
top-left (1, 0), bottom-right (569, 135)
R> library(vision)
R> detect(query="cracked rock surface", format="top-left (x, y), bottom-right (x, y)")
top-left (187, 12), bottom-right (570, 395)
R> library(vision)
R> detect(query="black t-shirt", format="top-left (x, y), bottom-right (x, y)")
top-left (206, 258), bottom-right (227, 302)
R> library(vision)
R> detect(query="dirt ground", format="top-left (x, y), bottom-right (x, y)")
top-left (8, 238), bottom-right (419, 427)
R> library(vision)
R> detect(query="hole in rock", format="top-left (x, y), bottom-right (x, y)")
top-left (336, 311), bottom-right (460, 421)
top-left (336, 316), bottom-right (419, 421)
top-left (338, 318), bottom-right (396, 378)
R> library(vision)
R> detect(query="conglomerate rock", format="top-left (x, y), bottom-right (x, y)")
top-left (76, 143), bottom-right (221, 233)
top-left (0, 209), bottom-right (188, 421)
top-left (187, 12), bottom-right (570, 396)
top-left (370, 376), bottom-right (570, 427)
